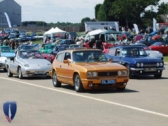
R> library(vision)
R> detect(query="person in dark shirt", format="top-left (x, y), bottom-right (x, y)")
top-left (96, 39), bottom-right (103, 50)
top-left (89, 38), bottom-right (95, 48)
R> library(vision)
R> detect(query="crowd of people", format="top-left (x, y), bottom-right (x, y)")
top-left (0, 39), bottom-right (19, 50)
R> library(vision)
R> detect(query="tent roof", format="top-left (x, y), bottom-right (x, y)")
top-left (44, 27), bottom-right (55, 35)
top-left (44, 27), bottom-right (66, 35)
top-left (87, 29), bottom-right (106, 36)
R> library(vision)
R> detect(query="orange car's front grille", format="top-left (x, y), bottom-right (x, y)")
top-left (98, 72), bottom-right (118, 77)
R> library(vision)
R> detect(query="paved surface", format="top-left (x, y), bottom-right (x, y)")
top-left (0, 65), bottom-right (168, 126)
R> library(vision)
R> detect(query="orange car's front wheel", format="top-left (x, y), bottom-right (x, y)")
top-left (74, 74), bottom-right (84, 92)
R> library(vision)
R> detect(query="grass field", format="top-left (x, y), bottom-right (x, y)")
top-left (164, 56), bottom-right (168, 62)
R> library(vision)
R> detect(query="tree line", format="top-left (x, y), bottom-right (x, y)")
top-left (95, 0), bottom-right (168, 28)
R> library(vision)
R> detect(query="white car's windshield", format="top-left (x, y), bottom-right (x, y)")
top-left (19, 51), bottom-right (44, 59)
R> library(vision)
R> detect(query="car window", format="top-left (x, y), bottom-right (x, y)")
top-left (64, 52), bottom-right (71, 60)
top-left (115, 48), bottom-right (121, 56)
top-left (56, 52), bottom-right (65, 62)
top-left (122, 47), bottom-right (147, 56)
top-left (1, 47), bottom-right (10, 52)
top-left (72, 51), bottom-right (108, 62)
top-left (108, 48), bottom-right (116, 56)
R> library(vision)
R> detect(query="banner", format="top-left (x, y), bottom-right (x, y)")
top-left (114, 22), bottom-right (119, 32)
top-left (153, 18), bottom-right (157, 31)
top-left (4, 12), bottom-right (12, 28)
top-left (133, 24), bottom-right (139, 34)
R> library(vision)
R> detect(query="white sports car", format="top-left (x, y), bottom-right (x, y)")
top-left (6, 50), bottom-right (51, 79)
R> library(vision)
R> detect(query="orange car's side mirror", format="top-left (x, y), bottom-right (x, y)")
top-left (63, 60), bottom-right (69, 64)
top-left (109, 58), bottom-right (113, 62)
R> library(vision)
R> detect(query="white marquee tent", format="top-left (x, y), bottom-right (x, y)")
top-left (44, 27), bottom-right (66, 35)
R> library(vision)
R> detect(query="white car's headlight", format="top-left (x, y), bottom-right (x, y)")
top-left (140, 63), bottom-right (143, 67)
top-left (118, 71), bottom-right (122, 76)
top-left (87, 72), bottom-right (92, 78)
top-left (123, 70), bottom-right (127, 76)
top-left (24, 64), bottom-right (29, 67)
top-left (136, 63), bottom-right (140, 67)
top-left (160, 62), bottom-right (163, 66)
top-left (93, 72), bottom-right (97, 77)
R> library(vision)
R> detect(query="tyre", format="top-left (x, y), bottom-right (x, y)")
top-left (74, 74), bottom-right (84, 92)
top-left (7, 66), bottom-right (13, 77)
top-left (3, 68), bottom-right (7, 72)
top-left (154, 73), bottom-right (162, 79)
top-left (52, 70), bottom-right (61, 87)
top-left (18, 67), bottom-right (23, 79)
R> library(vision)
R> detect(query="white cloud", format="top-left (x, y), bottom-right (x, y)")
top-left (15, 0), bottom-right (104, 23)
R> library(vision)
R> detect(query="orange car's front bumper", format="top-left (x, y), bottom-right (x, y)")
top-left (81, 77), bottom-right (129, 90)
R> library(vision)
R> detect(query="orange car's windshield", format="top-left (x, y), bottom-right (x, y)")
top-left (72, 51), bottom-right (108, 62)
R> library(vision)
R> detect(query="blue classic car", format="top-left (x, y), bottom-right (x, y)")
top-left (105, 46), bottom-right (165, 78)
top-left (0, 46), bottom-right (15, 71)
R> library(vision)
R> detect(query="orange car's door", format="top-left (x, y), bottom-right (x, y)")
top-left (55, 52), bottom-right (68, 83)
top-left (64, 52), bottom-right (74, 85)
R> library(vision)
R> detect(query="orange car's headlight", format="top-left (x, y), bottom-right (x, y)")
top-left (87, 72), bottom-right (98, 78)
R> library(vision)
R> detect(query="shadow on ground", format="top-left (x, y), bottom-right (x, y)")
top-left (131, 75), bottom-right (168, 80)
top-left (61, 85), bottom-right (139, 94)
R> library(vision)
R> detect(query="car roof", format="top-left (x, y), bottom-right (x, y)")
top-left (111, 45), bottom-right (144, 49)
top-left (19, 50), bottom-right (39, 52)
top-left (58, 48), bottom-right (102, 54)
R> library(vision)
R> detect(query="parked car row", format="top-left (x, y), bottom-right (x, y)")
top-left (0, 40), bottom-right (166, 92)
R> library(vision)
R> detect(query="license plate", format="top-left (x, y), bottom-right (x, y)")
top-left (144, 68), bottom-right (156, 71)
top-left (101, 80), bottom-right (116, 84)
top-left (35, 71), bottom-right (44, 74)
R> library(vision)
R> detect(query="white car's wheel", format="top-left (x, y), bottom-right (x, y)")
top-left (18, 67), bottom-right (23, 79)
top-left (7, 66), bottom-right (13, 77)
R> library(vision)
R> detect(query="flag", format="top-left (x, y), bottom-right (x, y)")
top-left (114, 22), bottom-right (119, 32)
top-left (133, 24), bottom-right (139, 34)
top-left (153, 18), bottom-right (157, 31)
top-left (4, 12), bottom-right (12, 28)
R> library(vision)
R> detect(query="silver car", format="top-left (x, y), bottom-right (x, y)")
top-left (6, 50), bottom-right (51, 79)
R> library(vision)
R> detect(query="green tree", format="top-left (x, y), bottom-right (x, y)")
top-left (97, 4), bottom-right (107, 21)
top-left (95, 4), bottom-right (102, 19)
top-left (110, 0), bottom-right (159, 27)
top-left (103, 0), bottom-right (116, 20)
top-left (81, 17), bottom-right (91, 26)
top-left (158, 2), bottom-right (168, 15)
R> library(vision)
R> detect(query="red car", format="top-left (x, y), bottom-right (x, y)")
top-left (41, 53), bottom-right (55, 63)
top-left (149, 42), bottom-right (168, 55)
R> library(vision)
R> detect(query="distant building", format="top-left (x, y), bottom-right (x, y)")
top-left (84, 21), bottom-right (119, 32)
top-left (0, 0), bottom-right (21, 27)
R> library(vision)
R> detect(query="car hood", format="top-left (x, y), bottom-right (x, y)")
top-left (19, 59), bottom-right (51, 65)
top-left (146, 50), bottom-right (163, 58)
top-left (0, 52), bottom-right (15, 58)
top-left (125, 56), bottom-right (162, 63)
top-left (74, 62), bottom-right (126, 71)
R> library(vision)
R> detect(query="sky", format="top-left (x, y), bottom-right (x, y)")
top-left (15, 0), bottom-right (167, 23)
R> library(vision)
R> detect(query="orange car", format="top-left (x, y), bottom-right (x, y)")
top-left (49, 48), bottom-right (129, 92)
